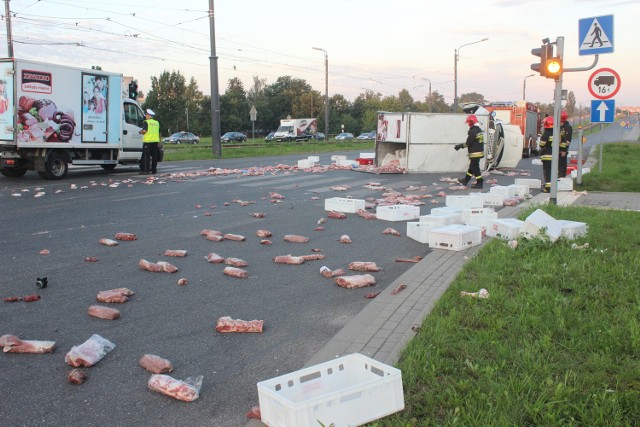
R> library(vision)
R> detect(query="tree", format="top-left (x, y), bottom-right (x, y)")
top-left (144, 70), bottom-right (188, 135)
top-left (398, 89), bottom-right (415, 111)
top-left (459, 92), bottom-right (485, 105)
top-left (263, 76), bottom-right (313, 132)
top-left (184, 77), bottom-right (203, 133)
top-left (566, 91), bottom-right (576, 117)
top-left (220, 77), bottom-right (249, 134)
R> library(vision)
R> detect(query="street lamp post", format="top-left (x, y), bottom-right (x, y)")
top-left (421, 78), bottom-right (432, 112)
top-left (453, 38), bottom-right (488, 112)
top-left (522, 73), bottom-right (535, 100)
top-left (312, 47), bottom-right (329, 139)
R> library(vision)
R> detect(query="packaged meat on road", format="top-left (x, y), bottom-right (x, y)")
top-left (65, 334), bottom-right (115, 367)
top-left (1, 334), bottom-right (56, 353)
top-left (215, 316), bottom-right (264, 333)
top-left (148, 374), bottom-right (203, 402)
top-left (139, 354), bottom-right (174, 374)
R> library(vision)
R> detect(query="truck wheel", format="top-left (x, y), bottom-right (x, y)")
top-left (523, 138), bottom-right (532, 158)
top-left (40, 152), bottom-right (68, 180)
top-left (0, 168), bottom-right (27, 178)
top-left (101, 164), bottom-right (117, 171)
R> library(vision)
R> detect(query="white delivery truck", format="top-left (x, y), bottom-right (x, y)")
top-left (0, 58), bottom-right (147, 179)
top-left (273, 118), bottom-right (317, 142)
top-left (374, 105), bottom-right (523, 173)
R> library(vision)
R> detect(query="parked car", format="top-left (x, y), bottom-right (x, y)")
top-left (357, 131), bottom-right (375, 140)
top-left (221, 132), bottom-right (247, 143)
top-left (311, 132), bottom-right (326, 141)
top-left (163, 131), bottom-right (200, 144)
top-left (335, 132), bottom-right (354, 141)
top-left (264, 132), bottom-right (275, 142)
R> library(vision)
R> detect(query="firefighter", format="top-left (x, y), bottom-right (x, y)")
top-left (558, 111), bottom-right (572, 178)
top-left (540, 115), bottom-right (554, 193)
top-left (454, 114), bottom-right (485, 189)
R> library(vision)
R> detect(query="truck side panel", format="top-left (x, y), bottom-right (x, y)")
top-left (0, 61), bottom-right (15, 142)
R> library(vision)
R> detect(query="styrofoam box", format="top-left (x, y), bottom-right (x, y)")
top-left (407, 221), bottom-right (439, 243)
top-left (461, 207), bottom-right (497, 225)
top-left (298, 159), bottom-right (314, 168)
top-left (489, 185), bottom-right (517, 199)
top-left (520, 209), bottom-right (563, 242)
top-left (557, 177), bottom-right (573, 191)
top-left (571, 167), bottom-right (591, 178)
top-left (331, 155), bottom-right (347, 161)
top-left (307, 156), bottom-right (320, 162)
top-left (324, 197), bottom-right (366, 214)
top-left (419, 212), bottom-right (462, 226)
top-left (470, 192), bottom-right (504, 207)
top-left (557, 219), bottom-right (588, 240)
top-left (507, 184), bottom-right (529, 197)
top-left (336, 159), bottom-right (357, 167)
top-left (515, 178), bottom-right (542, 190)
top-left (430, 206), bottom-right (463, 215)
top-left (428, 224), bottom-right (483, 251)
top-left (257, 353), bottom-right (405, 427)
top-left (360, 152), bottom-right (375, 159)
top-left (376, 204), bottom-right (420, 221)
top-left (487, 218), bottom-right (524, 239)
top-left (445, 195), bottom-right (484, 209)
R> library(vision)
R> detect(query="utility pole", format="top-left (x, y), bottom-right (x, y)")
top-left (5, 0), bottom-right (14, 57)
top-left (208, 0), bottom-right (221, 157)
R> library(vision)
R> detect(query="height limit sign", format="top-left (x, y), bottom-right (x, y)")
top-left (588, 67), bottom-right (621, 100)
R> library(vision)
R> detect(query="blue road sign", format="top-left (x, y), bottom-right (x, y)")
top-left (591, 99), bottom-right (615, 123)
top-left (579, 15), bottom-right (614, 55)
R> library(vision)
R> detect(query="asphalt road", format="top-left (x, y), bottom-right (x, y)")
top-left (0, 152), bottom-right (449, 427)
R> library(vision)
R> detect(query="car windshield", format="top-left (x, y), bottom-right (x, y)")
top-left (222, 132), bottom-right (234, 137)
top-left (170, 133), bottom-right (183, 138)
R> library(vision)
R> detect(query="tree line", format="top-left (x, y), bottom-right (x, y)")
top-left (140, 70), bottom-right (590, 138)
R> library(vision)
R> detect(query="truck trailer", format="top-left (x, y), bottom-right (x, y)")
top-left (273, 118), bottom-right (317, 142)
top-left (0, 58), bottom-right (147, 179)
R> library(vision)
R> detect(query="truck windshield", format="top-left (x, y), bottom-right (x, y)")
top-left (276, 126), bottom-right (293, 132)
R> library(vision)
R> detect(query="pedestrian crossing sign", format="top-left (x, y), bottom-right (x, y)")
top-left (579, 15), bottom-right (614, 55)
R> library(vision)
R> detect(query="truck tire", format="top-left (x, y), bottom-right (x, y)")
top-left (0, 168), bottom-right (27, 178)
top-left (523, 137), bottom-right (533, 158)
top-left (101, 164), bottom-right (117, 171)
top-left (39, 152), bottom-right (68, 180)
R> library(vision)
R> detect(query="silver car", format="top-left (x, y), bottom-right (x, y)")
top-left (335, 132), bottom-right (354, 141)
top-left (162, 132), bottom-right (200, 144)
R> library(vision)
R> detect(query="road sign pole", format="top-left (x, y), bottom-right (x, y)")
top-left (577, 128), bottom-right (584, 185)
top-left (549, 37), bottom-right (564, 206)
top-left (599, 124), bottom-right (603, 173)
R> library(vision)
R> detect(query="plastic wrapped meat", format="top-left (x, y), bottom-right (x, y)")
top-left (148, 374), bottom-right (203, 402)
top-left (99, 238), bottom-right (118, 247)
top-left (256, 229), bottom-right (272, 238)
top-left (245, 406), bottom-right (261, 419)
top-left (115, 232), bottom-right (137, 241)
top-left (327, 211), bottom-right (347, 219)
top-left (223, 266), bottom-right (248, 278)
top-left (1, 334), bottom-right (56, 354)
top-left (225, 257), bottom-right (248, 267)
top-left (67, 369), bottom-right (87, 385)
top-left (223, 233), bottom-right (246, 241)
top-left (299, 254), bottom-right (326, 261)
top-left (65, 334), bottom-right (115, 367)
top-left (215, 316), bottom-right (264, 333)
top-left (356, 209), bottom-right (377, 220)
top-left (164, 249), bottom-right (187, 257)
top-left (383, 228), bottom-right (401, 236)
top-left (395, 256), bottom-right (423, 263)
top-left (335, 274), bottom-right (376, 289)
top-left (391, 284), bottom-right (407, 295)
top-left (283, 235), bottom-right (309, 243)
top-left (138, 259), bottom-right (163, 272)
top-left (201, 229), bottom-right (223, 237)
top-left (139, 354), bottom-right (174, 374)
top-left (348, 261), bottom-right (380, 272)
top-left (88, 305), bottom-right (121, 320)
top-left (205, 253), bottom-right (225, 264)
top-left (339, 235), bottom-right (352, 243)
top-left (96, 288), bottom-right (134, 303)
top-left (273, 255), bottom-right (304, 265)
top-left (157, 261), bottom-right (178, 273)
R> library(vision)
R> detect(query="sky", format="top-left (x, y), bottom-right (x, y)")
top-left (2, 0), bottom-right (638, 109)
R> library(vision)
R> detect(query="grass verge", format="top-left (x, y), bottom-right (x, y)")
top-left (577, 143), bottom-right (640, 192)
top-left (373, 204), bottom-right (640, 426)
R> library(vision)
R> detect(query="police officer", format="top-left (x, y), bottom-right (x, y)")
top-left (558, 111), bottom-right (572, 178)
top-left (454, 114), bottom-right (485, 189)
top-left (540, 115), bottom-right (554, 193)
top-left (139, 109), bottom-right (160, 175)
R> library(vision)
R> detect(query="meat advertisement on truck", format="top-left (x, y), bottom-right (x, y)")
top-left (0, 58), bottom-right (147, 179)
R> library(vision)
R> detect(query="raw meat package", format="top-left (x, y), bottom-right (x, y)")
top-left (148, 374), bottom-right (203, 402)
top-left (65, 334), bottom-right (115, 367)
top-left (87, 305), bottom-right (121, 320)
top-left (335, 274), bottom-right (376, 289)
top-left (215, 316), bottom-right (264, 333)
top-left (96, 288), bottom-right (134, 303)
top-left (0, 334), bottom-right (56, 353)
top-left (139, 354), bottom-right (174, 374)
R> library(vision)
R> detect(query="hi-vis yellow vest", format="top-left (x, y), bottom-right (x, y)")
top-left (143, 119), bottom-right (160, 143)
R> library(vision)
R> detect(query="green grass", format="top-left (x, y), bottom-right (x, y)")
top-left (577, 143), bottom-right (640, 192)
top-left (162, 137), bottom-right (374, 161)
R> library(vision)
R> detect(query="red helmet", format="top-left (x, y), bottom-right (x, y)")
top-left (543, 116), bottom-right (554, 128)
top-left (465, 115), bottom-right (478, 125)
top-left (561, 111), bottom-right (568, 121)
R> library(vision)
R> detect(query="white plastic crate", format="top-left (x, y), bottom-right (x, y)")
top-left (430, 206), bottom-right (463, 215)
top-left (507, 184), bottom-right (529, 197)
top-left (520, 209), bottom-right (563, 242)
top-left (257, 353), bottom-right (404, 427)
top-left (360, 152), bottom-right (375, 159)
top-left (324, 197), bottom-right (366, 214)
top-left (307, 156), bottom-right (320, 163)
top-left (487, 218), bottom-right (524, 239)
top-left (570, 167), bottom-right (591, 178)
top-left (470, 192), bottom-right (504, 207)
top-left (376, 204), bottom-right (420, 221)
top-left (557, 177), bottom-right (573, 191)
top-left (407, 221), bottom-right (438, 243)
top-left (489, 185), bottom-right (516, 199)
top-left (445, 195), bottom-right (484, 209)
top-left (461, 207), bottom-right (497, 225)
top-left (514, 178), bottom-right (542, 190)
top-left (557, 220), bottom-right (588, 240)
top-left (336, 159), bottom-right (357, 167)
top-left (298, 159), bottom-right (314, 168)
top-left (419, 212), bottom-right (461, 226)
top-left (428, 224), bottom-right (482, 251)
top-left (331, 155), bottom-right (347, 161)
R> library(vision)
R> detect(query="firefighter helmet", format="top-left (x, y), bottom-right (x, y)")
top-left (543, 116), bottom-right (554, 128)
top-left (561, 111), bottom-right (568, 121)
top-left (465, 115), bottom-right (478, 125)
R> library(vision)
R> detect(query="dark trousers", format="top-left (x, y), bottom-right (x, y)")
top-left (143, 143), bottom-right (159, 173)
top-left (463, 157), bottom-right (481, 183)
top-left (558, 152), bottom-right (568, 178)
top-left (542, 159), bottom-right (552, 191)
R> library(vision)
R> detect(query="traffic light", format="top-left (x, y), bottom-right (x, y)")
top-left (531, 43), bottom-right (562, 80)
top-left (128, 81), bottom-right (138, 100)
top-left (544, 57), bottom-right (562, 80)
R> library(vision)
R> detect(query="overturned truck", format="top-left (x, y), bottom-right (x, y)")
top-left (374, 105), bottom-right (523, 173)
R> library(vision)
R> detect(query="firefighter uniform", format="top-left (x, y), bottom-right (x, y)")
top-left (455, 115), bottom-right (485, 189)
top-left (540, 116), bottom-right (554, 193)
top-left (558, 112), bottom-right (572, 178)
